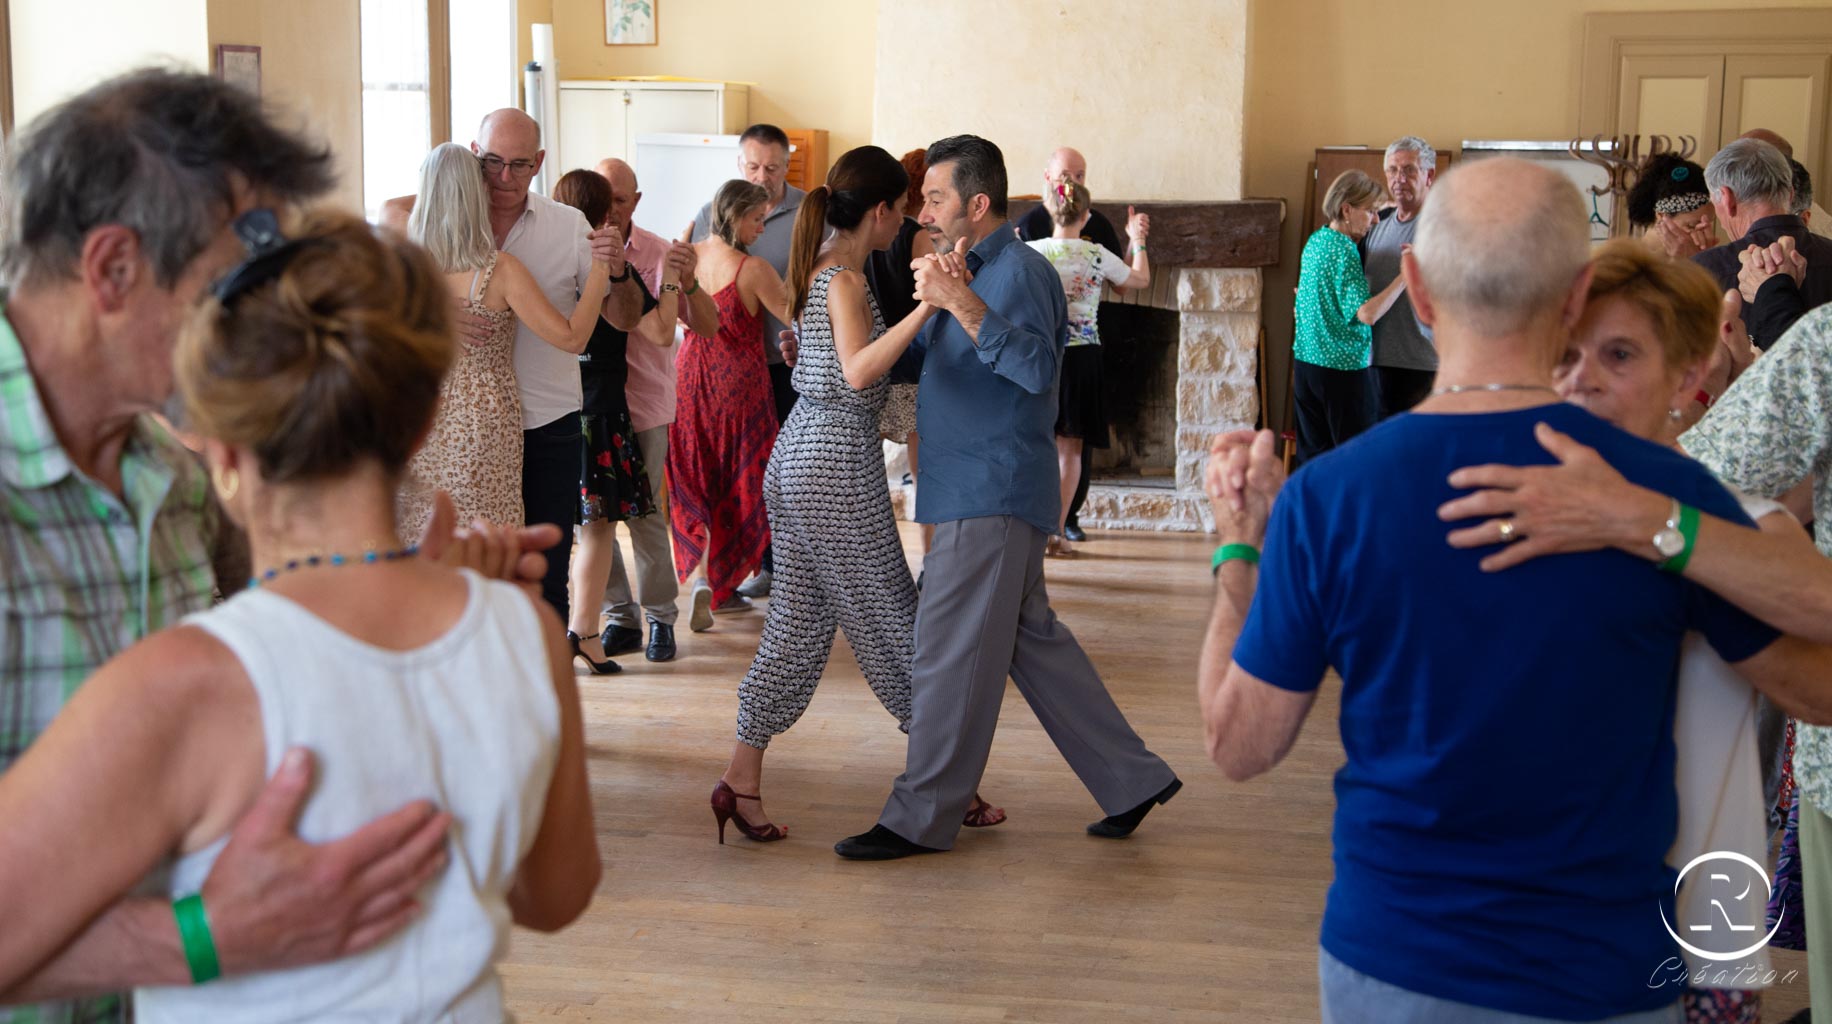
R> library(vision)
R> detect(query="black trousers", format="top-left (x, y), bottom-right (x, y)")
top-left (762, 361), bottom-right (799, 574)
top-left (523, 413), bottom-right (582, 622)
top-left (1375, 365), bottom-right (1435, 420)
top-left (1293, 362), bottom-right (1377, 467)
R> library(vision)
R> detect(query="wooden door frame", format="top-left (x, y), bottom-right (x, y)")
top-left (1580, 8), bottom-right (1832, 188)
top-left (0, 0), bottom-right (13, 141)
top-left (427, 0), bottom-right (450, 146)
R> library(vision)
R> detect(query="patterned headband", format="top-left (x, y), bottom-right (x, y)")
top-left (1654, 193), bottom-right (1709, 216)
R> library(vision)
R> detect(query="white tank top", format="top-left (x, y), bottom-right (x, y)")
top-left (135, 569), bottom-right (561, 1023)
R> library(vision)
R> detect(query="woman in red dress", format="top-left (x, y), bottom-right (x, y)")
top-left (668, 179), bottom-right (792, 630)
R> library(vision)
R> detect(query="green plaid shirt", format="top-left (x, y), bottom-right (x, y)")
top-left (0, 308), bottom-right (216, 1024)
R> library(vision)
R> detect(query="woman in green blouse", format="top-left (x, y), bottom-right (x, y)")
top-left (1293, 170), bottom-right (1408, 464)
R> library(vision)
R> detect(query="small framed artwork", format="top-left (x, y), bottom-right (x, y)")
top-left (214, 44), bottom-right (262, 95)
top-left (605, 0), bottom-right (655, 45)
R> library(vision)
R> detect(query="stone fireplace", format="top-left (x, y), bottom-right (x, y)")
top-left (885, 199), bottom-right (1280, 532)
top-left (1016, 198), bottom-right (1282, 533)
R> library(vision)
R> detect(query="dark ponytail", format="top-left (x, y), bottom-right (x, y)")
top-left (787, 184), bottom-right (831, 322)
top-left (786, 145), bottom-right (911, 321)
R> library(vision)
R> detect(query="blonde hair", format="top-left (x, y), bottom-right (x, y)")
top-left (408, 142), bottom-right (494, 273)
top-left (710, 179), bottom-right (770, 251)
top-left (177, 210), bottom-right (455, 484)
top-left (1584, 239), bottom-right (1721, 372)
top-left (1322, 170), bottom-right (1382, 223)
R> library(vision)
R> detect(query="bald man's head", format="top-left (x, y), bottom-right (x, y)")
top-left (1412, 158), bottom-right (1590, 337)
top-left (472, 108), bottom-right (544, 207)
top-left (1046, 147), bottom-right (1088, 186)
top-left (1739, 128), bottom-right (1794, 160)
top-left (594, 157), bottom-right (642, 236)
top-left (595, 157), bottom-right (637, 192)
top-left (477, 108), bottom-right (539, 150)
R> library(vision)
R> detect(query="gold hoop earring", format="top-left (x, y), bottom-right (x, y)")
top-left (212, 465), bottom-right (239, 502)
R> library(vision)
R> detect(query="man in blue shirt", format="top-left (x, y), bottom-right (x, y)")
top-left (833, 135), bottom-right (1178, 861)
top-left (1198, 157), bottom-right (1832, 1021)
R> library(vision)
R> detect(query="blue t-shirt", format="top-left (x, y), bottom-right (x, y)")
top-left (1232, 403), bottom-right (1779, 1021)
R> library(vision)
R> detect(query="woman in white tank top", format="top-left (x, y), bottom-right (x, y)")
top-left (0, 211), bottom-right (598, 1021)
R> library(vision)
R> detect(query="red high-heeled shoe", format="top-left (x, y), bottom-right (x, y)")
top-left (711, 780), bottom-right (787, 844)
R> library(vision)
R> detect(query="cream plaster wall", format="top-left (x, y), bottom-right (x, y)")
top-left (1246, 0), bottom-right (1832, 432)
top-left (874, 0), bottom-right (1246, 202)
top-left (523, 0), bottom-right (875, 158)
top-left (11, 0), bottom-right (208, 129)
top-left (9, 0), bottom-right (362, 214)
top-left (209, 0), bottom-right (366, 214)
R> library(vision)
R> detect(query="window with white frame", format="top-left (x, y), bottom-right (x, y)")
top-left (360, 0), bottom-right (431, 222)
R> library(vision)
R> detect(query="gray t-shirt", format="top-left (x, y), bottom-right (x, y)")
top-left (691, 184), bottom-right (805, 364)
top-left (1363, 212), bottom-right (1436, 371)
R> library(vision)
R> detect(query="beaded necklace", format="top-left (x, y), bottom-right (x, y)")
top-left (247, 545), bottom-right (419, 590)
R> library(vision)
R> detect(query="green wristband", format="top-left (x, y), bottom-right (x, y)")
top-left (684, 278), bottom-right (700, 296)
top-left (1212, 543), bottom-right (1260, 575)
top-left (173, 893), bottom-right (221, 984)
top-left (1659, 502), bottom-right (1700, 574)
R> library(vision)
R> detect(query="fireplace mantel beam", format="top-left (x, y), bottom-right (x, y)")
top-left (1005, 198), bottom-right (1284, 269)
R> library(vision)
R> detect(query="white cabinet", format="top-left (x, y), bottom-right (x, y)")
top-left (554, 80), bottom-right (749, 175)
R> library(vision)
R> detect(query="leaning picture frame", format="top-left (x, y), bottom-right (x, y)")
top-left (605, 0), bottom-right (656, 45)
top-left (214, 44), bottom-right (261, 95)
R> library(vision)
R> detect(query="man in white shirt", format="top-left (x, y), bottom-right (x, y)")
top-left (476, 109), bottom-right (645, 622)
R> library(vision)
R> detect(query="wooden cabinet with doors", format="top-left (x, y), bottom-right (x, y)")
top-left (1582, 8), bottom-right (1832, 234)
top-left (783, 129), bottom-right (829, 191)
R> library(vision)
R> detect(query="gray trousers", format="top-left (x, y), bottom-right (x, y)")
top-left (878, 515), bottom-right (1175, 849)
top-left (602, 425), bottom-right (679, 627)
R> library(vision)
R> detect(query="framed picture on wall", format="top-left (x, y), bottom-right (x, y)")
top-left (214, 45), bottom-right (261, 95)
top-left (605, 0), bottom-right (655, 45)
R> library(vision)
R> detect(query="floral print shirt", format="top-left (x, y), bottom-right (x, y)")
top-left (1025, 238), bottom-right (1133, 347)
top-left (1682, 303), bottom-right (1832, 815)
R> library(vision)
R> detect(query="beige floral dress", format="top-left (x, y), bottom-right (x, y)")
top-left (398, 252), bottom-right (524, 537)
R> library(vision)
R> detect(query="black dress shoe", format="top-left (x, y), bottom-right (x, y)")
top-left (1063, 523), bottom-right (1087, 543)
top-left (600, 624), bottom-right (643, 657)
top-left (834, 824), bottom-right (942, 861)
top-left (645, 621), bottom-right (676, 662)
top-left (1087, 777), bottom-right (1181, 839)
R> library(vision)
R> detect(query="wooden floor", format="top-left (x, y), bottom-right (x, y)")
top-left (500, 525), bottom-right (1814, 1022)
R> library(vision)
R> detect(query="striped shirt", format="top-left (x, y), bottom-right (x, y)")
top-left (0, 306), bottom-right (217, 1024)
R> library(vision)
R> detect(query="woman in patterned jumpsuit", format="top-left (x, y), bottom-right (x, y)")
top-left (710, 146), bottom-right (1002, 843)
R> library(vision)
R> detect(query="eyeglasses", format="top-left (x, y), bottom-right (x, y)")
top-left (478, 153), bottom-right (538, 179)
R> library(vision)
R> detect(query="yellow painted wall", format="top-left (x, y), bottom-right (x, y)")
top-left (1247, 0), bottom-right (1832, 431)
top-left (9, 0), bottom-right (360, 213)
top-left (209, 0), bottom-right (366, 214)
top-left (874, 0), bottom-right (1247, 202)
top-left (528, 0), bottom-right (875, 159)
top-left (11, 0), bottom-right (208, 129)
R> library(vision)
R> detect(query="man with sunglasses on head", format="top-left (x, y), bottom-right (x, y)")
top-left (0, 71), bottom-right (560, 1022)
top-left (472, 109), bottom-right (646, 626)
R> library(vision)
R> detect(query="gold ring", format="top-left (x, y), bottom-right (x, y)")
top-left (1497, 520), bottom-right (1517, 543)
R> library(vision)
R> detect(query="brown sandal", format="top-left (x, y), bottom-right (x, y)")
top-left (963, 794), bottom-right (1007, 828)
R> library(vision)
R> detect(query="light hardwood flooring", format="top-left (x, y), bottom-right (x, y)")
top-left (501, 525), bottom-right (1813, 1022)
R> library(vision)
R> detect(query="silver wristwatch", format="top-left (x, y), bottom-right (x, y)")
top-left (1652, 497), bottom-right (1686, 560)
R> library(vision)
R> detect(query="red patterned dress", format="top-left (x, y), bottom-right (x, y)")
top-left (666, 257), bottom-right (778, 606)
